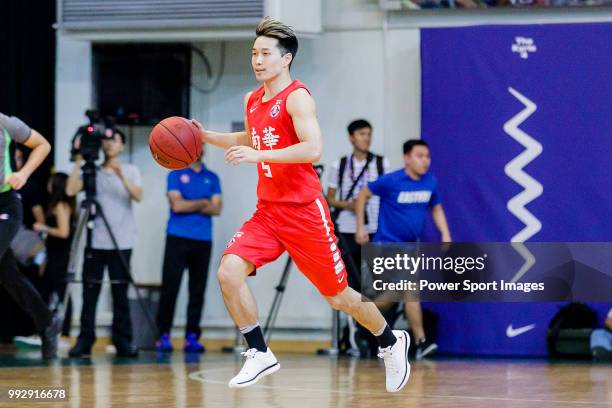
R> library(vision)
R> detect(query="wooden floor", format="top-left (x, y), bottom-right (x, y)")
top-left (0, 350), bottom-right (609, 408)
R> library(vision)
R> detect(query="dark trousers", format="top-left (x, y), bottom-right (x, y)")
top-left (0, 191), bottom-right (50, 332)
top-left (78, 248), bottom-right (133, 347)
top-left (41, 252), bottom-right (72, 336)
top-left (157, 235), bottom-right (212, 338)
top-left (338, 232), bottom-right (374, 292)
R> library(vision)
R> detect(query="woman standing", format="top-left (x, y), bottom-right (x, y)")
top-left (34, 172), bottom-right (75, 325)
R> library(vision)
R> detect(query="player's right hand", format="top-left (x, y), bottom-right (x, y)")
top-left (355, 228), bottom-right (369, 245)
top-left (191, 119), bottom-right (209, 143)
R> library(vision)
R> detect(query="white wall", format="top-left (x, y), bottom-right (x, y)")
top-left (54, 1), bottom-right (612, 335)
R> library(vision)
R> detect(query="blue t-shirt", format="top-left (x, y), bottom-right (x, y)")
top-left (166, 165), bottom-right (221, 241)
top-left (368, 169), bottom-right (441, 242)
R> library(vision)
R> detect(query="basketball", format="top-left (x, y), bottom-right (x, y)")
top-left (149, 116), bottom-right (202, 169)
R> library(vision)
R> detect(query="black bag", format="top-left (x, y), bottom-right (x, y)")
top-left (547, 302), bottom-right (597, 358)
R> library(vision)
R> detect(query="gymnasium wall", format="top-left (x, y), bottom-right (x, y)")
top-left (54, 1), bottom-right (612, 335)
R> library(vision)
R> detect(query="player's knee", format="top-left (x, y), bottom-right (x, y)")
top-left (326, 287), bottom-right (362, 313)
top-left (217, 267), bottom-right (238, 290)
top-left (326, 294), bottom-right (354, 313)
top-left (217, 256), bottom-right (247, 289)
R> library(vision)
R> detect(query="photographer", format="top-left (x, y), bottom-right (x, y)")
top-left (66, 127), bottom-right (142, 358)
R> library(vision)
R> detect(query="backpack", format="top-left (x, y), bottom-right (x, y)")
top-left (547, 302), bottom-right (597, 357)
top-left (337, 153), bottom-right (384, 200)
top-left (333, 153), bottom-right (384, 225)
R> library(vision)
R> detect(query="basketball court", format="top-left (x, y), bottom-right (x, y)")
top-left (0, 347), bottom-right (609, 407)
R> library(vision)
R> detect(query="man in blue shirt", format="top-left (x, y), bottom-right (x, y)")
top-left (355, 139), bottom-right (451, 360)
top-left (156, 146), bottom-right (222, 353)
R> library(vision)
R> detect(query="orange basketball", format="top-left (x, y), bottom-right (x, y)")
top-left (149, 116), bottom-right (202, 169)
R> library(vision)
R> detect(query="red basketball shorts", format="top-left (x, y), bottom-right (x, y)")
top-left (223, 196), bottom-right (348, 297)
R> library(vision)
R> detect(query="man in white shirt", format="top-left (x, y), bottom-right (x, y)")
top-left (326, 119), bottom-right (390, 356)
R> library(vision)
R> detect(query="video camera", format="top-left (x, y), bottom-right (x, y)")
top-left (70, 110), bottom-right (118, 198)
top-left (70, 109), bottom-right (116, 162)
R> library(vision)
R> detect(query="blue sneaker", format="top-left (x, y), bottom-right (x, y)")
top-left (184, 333), bottom-right (205, 354)
top-left (156, 333), bottom-right (173, 353)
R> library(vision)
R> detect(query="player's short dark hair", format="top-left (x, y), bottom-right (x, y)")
top-left (255, 17), bottom-right (298, 69)
top-left (403, 139), bottom-right (429, 155)
top-left (347, 119), bottom-right (372, 135)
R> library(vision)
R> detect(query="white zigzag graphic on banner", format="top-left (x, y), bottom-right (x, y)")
top-left (503, 87), bottom-right (543, 243)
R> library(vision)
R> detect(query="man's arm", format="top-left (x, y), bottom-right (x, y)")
top-left (326, 187), bottom-right (355, 212)
top-left (168, 191), bottom-right (210, 213)
top-left (192, 92), bottom-right (252, 149)
top-left (5, 130), bottom-right (51, 190)
top-left (431, 204), bottom-right (452, 242)
top-left (355, 187), bottom-right (373, 244)
top-left (224, 88), bottom-right (322, 165)
top-left (200, 194), bottom-right (222, 216)
top-left (34, 202), bottom-right (71, 239)
top-left (66, 157), bottom-right (84, 196)
top-left (120, 175), bottom-right (143, 202)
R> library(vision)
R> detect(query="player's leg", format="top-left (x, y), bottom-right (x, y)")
top-left (325, 287), bottom-right (410, 393)
top-left (217, 254), bottom-right (258, 328)
top-left (279, 197), bottom-right (410, 392)
top-left (218, 254), bottom-right (281, 388)
top-left (221, 214), bottom-right (285, 388)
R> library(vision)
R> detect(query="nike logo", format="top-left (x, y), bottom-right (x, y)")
top-left (249, 106), bottom-right (258, 113)
top-left (506, 324), bottom-right (536, 338)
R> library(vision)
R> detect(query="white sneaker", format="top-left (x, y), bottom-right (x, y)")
top-left (228, 348), bottom-right (280, 389)
top-left (378, 330), bottom-right (411, 393)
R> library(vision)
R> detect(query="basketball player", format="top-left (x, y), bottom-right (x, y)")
top-left (191, 17), bottom-right (409, 392)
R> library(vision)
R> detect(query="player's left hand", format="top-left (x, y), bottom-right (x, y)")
top-left (225, 145), bottom-right (261, 165)
top-left (5, 171), bottom-right (28, 190)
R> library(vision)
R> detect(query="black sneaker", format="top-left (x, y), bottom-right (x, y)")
top-left (415, 338), bottom-right (438, 360)
top-left (115, 344), bottom-right (139, 358)
top-left (40, 314), bottom-right (62, 360)
top-left (68, 340), bottom-right (93, 358)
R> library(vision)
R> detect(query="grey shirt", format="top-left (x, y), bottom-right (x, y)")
top-left (91, 164), bottom-right (141, 250)
top-left (0, 113), bottom-right (31, 191)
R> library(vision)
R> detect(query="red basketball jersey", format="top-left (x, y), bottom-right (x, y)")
top-left (246, 80), bottom-right (322, 203)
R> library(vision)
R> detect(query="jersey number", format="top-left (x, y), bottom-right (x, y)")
top-left (261, 162), bottom-right (272, 178)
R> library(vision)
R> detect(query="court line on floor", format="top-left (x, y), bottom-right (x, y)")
top-left (188, 367), bottom-right (609, 406)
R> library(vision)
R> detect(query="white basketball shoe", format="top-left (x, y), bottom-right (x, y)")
top-left (228, 348), bottom-right (280, 388)
top-left (378, 330), bottom-right (411, 393)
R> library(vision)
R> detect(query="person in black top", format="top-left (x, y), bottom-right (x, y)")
top-left (34, 172), bottom-right (75, 337)
top-left (0, 112), bottom-right (59, 359)
top-left (34, 173), bottom-right (74, 301)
